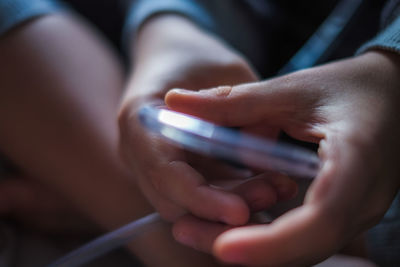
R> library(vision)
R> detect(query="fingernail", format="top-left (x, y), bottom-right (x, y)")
top-left (170, 88), bottom-right (194, 95)
top-left (174, 230), bottom-right (195, 248)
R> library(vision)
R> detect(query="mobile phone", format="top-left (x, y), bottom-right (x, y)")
top-left (139, 105), bottom-right (320, 178)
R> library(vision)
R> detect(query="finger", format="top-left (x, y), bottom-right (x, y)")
top-left (129, 157), bottom-right (185, 222)
top-left (213, 205), bottom-right (339, 267)
top-left (242, 123), bottom-right (281, 140)
top-left (137, 178), bottom-right (185, 222)
top-left (232, 173), bottom-right (298, 212)
top-left (232, 178), bottom-right (277, 212)
top-left (265, 173), bottom-right (299, 201)
top-left (172, 175), bottom-right (297, 252)
top-left (211, 144), bottom-right (358, 267)
top-left (173, 214), bottom-right (232, 253)
top-left (165, 77), bottom-right (310, 127)
top-left (185, 151), bottom-right (254, 182)
top-left (151, 160), bottom-right (250, 225)
top-left (118, 102), bottom-right (189, 222)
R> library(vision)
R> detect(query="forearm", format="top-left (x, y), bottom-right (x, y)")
top-left (0, 14), bottom-right (152, 230)
top-left (124, 0), bottom-right (266, 71)
top-left (124, 14), bottom-right (255, 103)
top-left (132, 15), bottom-right (210, 65)
top-left (0, 14), bottom-right (228, 266)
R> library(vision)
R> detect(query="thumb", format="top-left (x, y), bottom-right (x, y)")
top-left (212, 204), bottom-right (340, 266)
top-left (165, 78), bottom-right (308, 127)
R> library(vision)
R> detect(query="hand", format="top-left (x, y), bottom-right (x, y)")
top-left (118, 15), bottom-right (297, 224)
top-left (166, 51), bottom-right (400, 266)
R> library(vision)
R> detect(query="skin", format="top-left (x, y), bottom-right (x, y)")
top-left (0, 13), bottom-right (143, 231)
top-left (119, 14), bottom-right (298, 228)
top-left (0, 174), bottom-right (97, 233)
top-left (0, 13), bottom-right (223, 267)
top-left (165, 50), bottom-right (400, 266)
top-left (5, 10), bottom-right (391, 267)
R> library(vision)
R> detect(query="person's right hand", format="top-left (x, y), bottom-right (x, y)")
top-left (118, 15), bottom-right (297, 225)
top-left (165, 50), bottom-right (400, 266)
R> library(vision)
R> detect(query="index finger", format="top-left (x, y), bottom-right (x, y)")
top-left (165, 77), bottom-right (309, 127)
top-left (150, 160), bottom-right (251, 225)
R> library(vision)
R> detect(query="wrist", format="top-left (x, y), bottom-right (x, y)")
top-left (357, 50), bottom-right (400, 88)
top-left (132, 14), bottom-right (212, 64)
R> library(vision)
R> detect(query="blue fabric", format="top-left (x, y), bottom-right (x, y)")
top-left (196, 1), bottom-right (269, 74)
top-left (122, 0), bottom-right (268, 71)
top-left (0, 0), bottom-right (65, 36)
top-left (358, 14), bottom-right (400, 54)
top-left (124, 0), bottom-right (386, 75)
top-left (367, 192), bottom-right (400, 267)
top-left (381, 0), bottom-right (400, 27)
top-left (125, 2), bottom-right (400, 265)
top-left (122, 0), bottom-right (214, 50)
top-left (0, 0), bottom-right (399, 265)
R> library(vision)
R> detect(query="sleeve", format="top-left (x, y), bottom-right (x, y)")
top-left (122, 0), bottom-right (215, 46)
top-left (121, 0), bottom-right (267, 70)
top-left (357, 0), bottom-right (400, 54)
top-left (0, 0), bottom-right (66, 37)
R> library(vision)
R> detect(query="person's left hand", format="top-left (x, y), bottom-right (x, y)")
top-left (118, 15), bottom-right (298, 226)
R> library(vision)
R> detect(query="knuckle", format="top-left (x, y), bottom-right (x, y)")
top-left (157, 209), bottom-right (174, 222)
top-left (157, 204), bottom-right (184, 222)
top-left (147, 168), bottom-right (164, 193)
top-left (117, 102), bottom-right (141, 165)
top-left (117, 99), bottom-right (134, 131)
